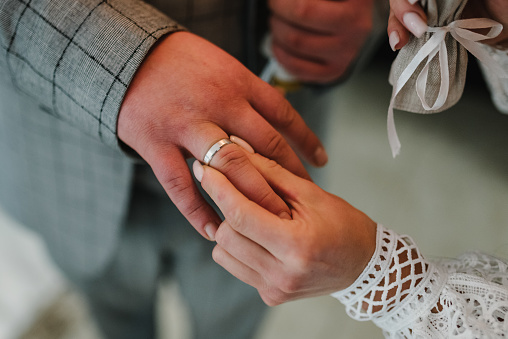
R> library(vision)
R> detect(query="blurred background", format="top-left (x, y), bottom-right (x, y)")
top-left (1, 43), bottom-right (508, 339)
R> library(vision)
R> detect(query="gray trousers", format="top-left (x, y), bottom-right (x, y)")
top-left (74, 165), bottom-right (267, 339)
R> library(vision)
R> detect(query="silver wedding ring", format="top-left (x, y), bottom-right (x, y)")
top-left (203, 138), bottom-right (233, 165)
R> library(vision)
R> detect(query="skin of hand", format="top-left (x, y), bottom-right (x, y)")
top-left (117, 31), bottom-right (327, 240)
top-left (193, 152), bottom-right (377, 306)
top-left (268, 0), bottom-right (375, 84)
top-left (387, 0), bottom-right (508, 51)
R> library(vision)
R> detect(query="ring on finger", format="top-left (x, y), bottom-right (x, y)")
top-left (203, 138), bottom-right (233, 165)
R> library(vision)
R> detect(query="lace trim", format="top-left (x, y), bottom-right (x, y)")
top-left (331, 225), bottom-right (508, 338)
top-left (411, 253), bottom-right (508, 338)
top-left (331, 225), bottom-right (448, 332)
top-left (478, 44), bottom-right (508, 114)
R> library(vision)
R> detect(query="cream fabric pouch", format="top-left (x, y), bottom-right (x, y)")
top-left (386, 0), bottom-right (506, 157)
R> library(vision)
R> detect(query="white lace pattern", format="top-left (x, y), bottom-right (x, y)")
top-left (478, 44), bottom-right (508, 114)
top-left (331, 224), bottom-right (508, 338)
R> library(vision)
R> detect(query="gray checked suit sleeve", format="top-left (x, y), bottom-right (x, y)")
top-left (0, 0), bottom-right (185, 150)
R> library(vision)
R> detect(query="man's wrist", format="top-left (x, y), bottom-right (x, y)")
top-left (117, 31), bottom-right (186, 153)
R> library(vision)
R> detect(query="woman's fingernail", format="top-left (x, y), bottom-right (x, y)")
top-left (230, 135), bottom-right (254, 154)
top-left (389, 31), bottom-right (400, 51)
top-left (193, 160), bottom-right (204, 182)
top-left (408, 0), bottom-right (419, 4)
top-left (314, 146), bottom-right (328, 166)
top-left (403, 12), bottom-right (427, 38)
top-left (205, 223), bottom-right (218, 241)
top-left (278, 211), bottom-right (292, 220)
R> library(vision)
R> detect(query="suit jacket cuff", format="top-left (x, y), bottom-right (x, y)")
top-left (2, 0), bottom-right (185, 152)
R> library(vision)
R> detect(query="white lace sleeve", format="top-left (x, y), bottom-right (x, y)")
top-left (478, 45), bottom-right (508, 114)
top-left (330, 224), bottom-right (508, 338)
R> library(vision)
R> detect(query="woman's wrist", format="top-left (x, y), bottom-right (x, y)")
top-left (331, 224), bottom-right (448, 330)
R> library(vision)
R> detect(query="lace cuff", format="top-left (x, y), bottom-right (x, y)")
top-left (331, 225), bottom-right (508, 337)
top-left (330, 224), bottom-right (448, 334)
top-left (478, 44), bottom-right (508, 114)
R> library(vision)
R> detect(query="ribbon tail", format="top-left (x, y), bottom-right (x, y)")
top-left (416, 41), bottom-right (450, 111)
top-left (387, 94), bottom-right (401, 158)
top-left (386, 31), bottom-right (444, 157)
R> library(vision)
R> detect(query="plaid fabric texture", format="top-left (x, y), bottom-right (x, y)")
top-left (0, 0), bottom-right (250, 278)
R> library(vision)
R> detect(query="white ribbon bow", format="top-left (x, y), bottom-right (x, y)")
top-left (388, 18), bottom-right (508, 158)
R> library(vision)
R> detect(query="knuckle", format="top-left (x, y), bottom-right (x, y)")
top-left (183, 201), bottom-right (208, 221)
top-left (217, 212), bottom-right (247, 239)
top-left (273, 99), bottom-right (296, 128)
top-left (213, 145), bottom-right (250, 175)
top-left (158, 171), bottom-right (195, 202)
top-left (278, 274), bottom-right (303, 294)
top-left (264, 158), bottom-right (282, 170)
top-left (213, 225), bottom-right (225, 245)
top-left (267, 264), bottom-right (304, 294)
top-left (227, 206), bottom-right (248, 233)
top-left (157, 171), bottom-right (206, 217)
top-left (214, 223), bottom-right (230, 246)
top-left (283, 238), bottom-right (318, 273)
top-left (212, 186), bottom-right (230, 208)
top-left (254, 189), bottom-right (276, 210)
top-left (211, 245), bottom-right (224, 264)
top-left (159, 170), bottom-right (189, 194)
top-left (292, 252), bottom-right (313, 274)
top-left (263, 133), bottom-right (287, 158)
top-left (264, 287), bottom-right (290, 305)
top-left (260, 293), bottom-right (281, 307)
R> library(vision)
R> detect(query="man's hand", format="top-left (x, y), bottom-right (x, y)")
top-left (195, 152), bottom-right (377, 306)
top-left (268, 0), bottom-right (375, 83)
top-left (387, 0), bottom-right (508, 51)
top-left (118, 32), bottom-right (327, 240)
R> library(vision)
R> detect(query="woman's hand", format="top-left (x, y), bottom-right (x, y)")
top-left (387, 0), bottom-right (508, 51)
top-left (193, 152), bottom-right (377, 306)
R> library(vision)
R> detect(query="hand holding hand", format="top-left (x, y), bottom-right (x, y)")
top-left (118, 32), bottom-right (327, 240)
top-left (195, 152), bottom-right (377, 306)
top-left (268, 0), bottom-right (375, 83)
top-left (387, 0), bottom-right (508, 51)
